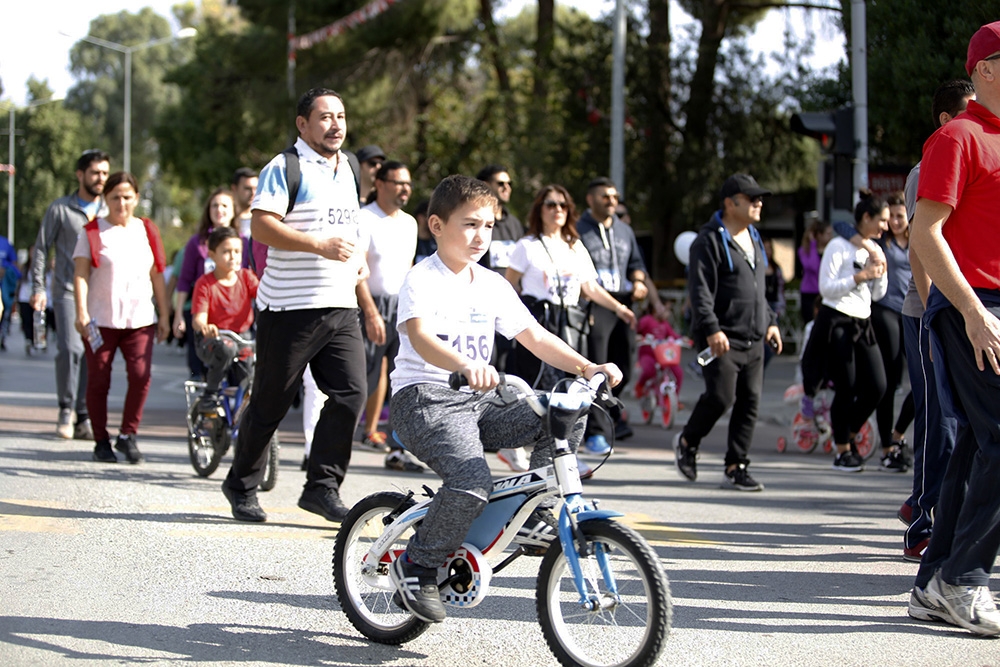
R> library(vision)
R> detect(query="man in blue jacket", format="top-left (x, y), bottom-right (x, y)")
top-left (674, 174), bottom-right (782, 491)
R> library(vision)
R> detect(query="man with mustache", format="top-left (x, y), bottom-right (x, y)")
top-left (221, 88), bottom-right (369, 524)
top-left (30, 149), bottom-right (111, 441)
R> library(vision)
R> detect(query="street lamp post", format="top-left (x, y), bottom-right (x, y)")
top-left (3, 97), bottom-right (64, 245)
top-left (67, 27), bottom-right (197, 173)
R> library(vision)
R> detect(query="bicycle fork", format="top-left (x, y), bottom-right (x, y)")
top-left (552, 439), bottom-right (624, 611)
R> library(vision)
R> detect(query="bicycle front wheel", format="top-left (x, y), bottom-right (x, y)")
top-left (537, 520), bottom-right (671, 667)
top-left (333, 492), bottom-right (428, 644)
top-left (188, 422), bottom-right (228, 478)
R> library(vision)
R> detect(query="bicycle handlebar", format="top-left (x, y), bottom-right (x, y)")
top-left (447, 371), bottom-right (608, 417)
top-left (217, 329), bottom-right (255, 347)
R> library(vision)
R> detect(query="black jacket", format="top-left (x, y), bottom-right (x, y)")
top-left (687, 211), bottom-right (777, 350)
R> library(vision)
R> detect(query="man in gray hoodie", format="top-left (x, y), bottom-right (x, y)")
top-left (30, 149), bottom-right (110, 440)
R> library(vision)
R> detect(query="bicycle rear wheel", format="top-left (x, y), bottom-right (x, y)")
top-left (333, 492), bottom-right (428, 644)
top-left (537, 520), bottom-right (671, 667)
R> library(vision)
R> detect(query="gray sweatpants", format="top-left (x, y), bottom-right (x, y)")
top-left (390, 383), bottom-right (585, 568)
top-left (52, 291), bottom-right (88, 417)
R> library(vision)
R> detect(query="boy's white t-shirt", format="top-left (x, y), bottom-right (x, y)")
top-left (508, 235), bottom-right (597, 307)
top-left (390, 253), bottom-right (537, 394)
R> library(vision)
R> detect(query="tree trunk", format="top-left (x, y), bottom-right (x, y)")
top-left (479, 0), bottom-right (511, 93)
top-left (646, 0), bottom-right (673, 281)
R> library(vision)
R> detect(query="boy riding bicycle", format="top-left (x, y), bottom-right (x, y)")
top-left (191, 226), bottom-right (259, 415)
top-left (387, 175), bottom-right (622, 624)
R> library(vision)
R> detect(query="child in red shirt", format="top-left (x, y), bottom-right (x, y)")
top-left (191, 226), bottom-right (259, 413)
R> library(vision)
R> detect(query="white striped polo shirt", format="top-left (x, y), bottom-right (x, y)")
top-left (251, 137), bottom-right (365, 311)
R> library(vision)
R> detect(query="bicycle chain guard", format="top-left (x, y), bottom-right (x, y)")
top-left (439, 544), bottom-right (491, 608)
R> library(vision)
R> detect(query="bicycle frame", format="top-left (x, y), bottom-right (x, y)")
top-left (363, 375), bottom-right (624, 609)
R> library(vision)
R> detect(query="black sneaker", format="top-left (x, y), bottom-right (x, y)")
top-left (92, 438), bottom-right (117, 463)
top-left (514, 508), bottom-right (559, 556)
top-left (832, 450), bottom-right (863, 472)
top-left (720, 464), bottom-right (764, 491)
top-left (222, 482), bottom-right (267, 522)
top-left (879, 446), bottom-right (909, 473)
top-left (115, 433), bottom-right (143, 464)
top-left (73, 418), bottom-right (93, 441)
top-left (673, 432), bottom-right (697, 481)
top-left (384, 449), bottom-right (425, 473)
top-left (197, 392), bottom-right (222, 415)
top-left (390, 553), bottom-right (446, 623)
top-left (298, 486), bottom-right (350, 522)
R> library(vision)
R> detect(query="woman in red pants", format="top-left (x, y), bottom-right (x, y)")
top-left (73, 172), bottom-right (170, 463)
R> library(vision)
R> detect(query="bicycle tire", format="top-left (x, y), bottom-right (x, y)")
top-left (536, 519), bottom-right (671, 667)
top-left (661, 390), bottom-right (678, 430)
top-left (259, 434), bottom-right (279, 492)
top-left (187, 424), bottom-right (228, 478)
top-left (333, 492), bottom-right (429, 645)
top-left (856, 418), bottom-right (880, 461)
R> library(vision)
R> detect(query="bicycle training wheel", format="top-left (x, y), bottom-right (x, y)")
top-left (536, 519), bottom-right (671, 667)
top-left (259, 434), bottom-right (279, 492)
top-left (333, 492), bottom-right (428, 645)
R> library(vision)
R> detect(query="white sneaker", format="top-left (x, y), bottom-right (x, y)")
top-left (497, 447), bottom-right (530, 472)
top-left (925, 570), bottom-right (1000, 636)
top-left (55, 408), bottom-right (73, 439)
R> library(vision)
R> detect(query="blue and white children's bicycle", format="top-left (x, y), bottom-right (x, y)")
top-left (183, 330), bottom-right (279, 490)
top-left (333, 373), bottom-right (672, 667)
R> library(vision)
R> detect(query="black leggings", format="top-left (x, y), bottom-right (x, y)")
top-left (871, 303), bottom-right (914, 446)
top-left (826, 313), bottom-right (887, 445)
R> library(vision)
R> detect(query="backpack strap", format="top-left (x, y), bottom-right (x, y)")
top-left (83, 218), bottom-right (166, 272)
top-left (343, 150), bottom-right (362, 201)
top-left (142, 217), bottom-right (167, 272)
top-left (84, 220), bottom-right (102, 268)
top-left (282, 146), bottom-right (363, 215)
top-left (282, 146), bottom-right (300, 216)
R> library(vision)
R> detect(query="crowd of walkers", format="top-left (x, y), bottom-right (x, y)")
top-left (6, 19), bottom-right (1000, 638)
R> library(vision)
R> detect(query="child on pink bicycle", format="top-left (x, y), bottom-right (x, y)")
top-left (634, 308), bottom-right (684, 399)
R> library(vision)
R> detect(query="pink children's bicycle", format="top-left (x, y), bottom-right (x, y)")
top-left (634, 336), bottom-right (688, 430)
top-left (777, 384), bottom-right (879, 460)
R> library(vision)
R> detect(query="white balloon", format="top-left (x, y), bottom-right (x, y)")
top-left (673, 231), bottom-right (698, 266)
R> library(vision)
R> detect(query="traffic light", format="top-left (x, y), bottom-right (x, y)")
top-left (791, 106), bottom-right (855, 156)
top-left (791, 106), bottom-right (857, 221)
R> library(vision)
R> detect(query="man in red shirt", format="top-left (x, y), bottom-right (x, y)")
top-left (907, 21), bottom-right (1000, 637)
top-left (191, 226), bottom-right (259, 414)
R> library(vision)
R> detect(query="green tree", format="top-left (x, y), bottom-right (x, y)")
top-left (2, 79), bottom-right (90, 248)
top-left (838, 0), bottom-right (999, 165)
top-left (66, 7), bottom-right (194, 182)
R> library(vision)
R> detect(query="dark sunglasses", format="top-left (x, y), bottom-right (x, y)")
top-left (544, 200), bottom-right (568, 210)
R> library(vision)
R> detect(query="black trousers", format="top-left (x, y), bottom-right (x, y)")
top-left (871, 302), bottom-right (914, 447)
top-left (915, 304), bottom-right (1000, 588)
top-left (585, 297), bottom-right (633, 438)
top-left (681, 343), bottom-right (764, 467)
top-left (226, 307), bottom-right (366, 493)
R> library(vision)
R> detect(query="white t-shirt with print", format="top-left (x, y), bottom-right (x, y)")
top-left (508, 235), bottom-right (598, 307)
top-left (251, 137), bottom-right (365, 311)
top-left (390, 253), bottom-right (536, 394)
top-left (359, 201), bottom-right (417, 297)
top-left (72, 217), bottom-right (156, 330)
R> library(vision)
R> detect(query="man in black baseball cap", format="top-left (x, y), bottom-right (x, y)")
top-left (355, 145), bottom-right (386, 203)
top-left (719, 173), bottom-right (772, 202)
top-left (673, 172), bottom-right (780, 492)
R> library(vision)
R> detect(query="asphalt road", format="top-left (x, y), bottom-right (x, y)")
top-left (1, 323), bottom-right (997, 666)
